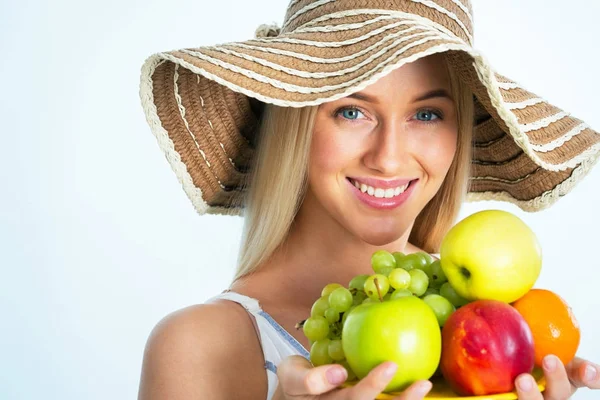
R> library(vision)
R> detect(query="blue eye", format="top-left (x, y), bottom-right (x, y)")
top-left (338, 107), bottom-right (364, 121)
top-left (415, 109), bottom-right (442, 122)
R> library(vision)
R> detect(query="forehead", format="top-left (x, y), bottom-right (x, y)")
top-left (356, 54), bottom-right (451, 98)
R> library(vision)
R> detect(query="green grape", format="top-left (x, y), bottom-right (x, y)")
top-left (352, 290), bottom-right (366, 306)
top-left (310, 339), bottom-right (333, 366)
top-left (348, 274), bottom-right (370, 290)
top-left (379, 266), bottom-right (395, 277)
top-left (423, 294), bottom-right (455, 327)
top-left (392, 251), bottom-right (406, 266)
top-left (390, 288), bottom-right (413, 300)
top-left (395, 253), bottom-right (424, 271)
top-left (418, 261), bottom-right (433, 279)
top-left (408, 269), bottom-right (429, 296)
top-left (364, 274), bottom-right (390, 301)
top-left (440, 282), bottom-right (470, 307)
top-left (422, 287), bottom-right (439, 297)
top-left (329, 287), bottom-right (353, 312)
top-left (407, 253), bottom-right (433, 280)
top-left (328, 339), bottom-right (345, 361)
top-left (388, 268), bottom-right (411, 290)
top-left (383, 292), bottom-right (392, 301)
top-left (362, 297), bottom-right (377, 304)
top-left (311, 296), bottom-right (330, 317)
top-left (324, 308), bottom-right (340, 324)
top-left (322, 283), bottom-right (344, 297)
top-left (407, 253), bottom-right (429, 270)
top-left (303, 316), bottom-right (329, 341)
top-left (371, 250), bottom-right (396, 273)
top-left (421, 252), bottom-right (435, 265)
top-left (428, 260), bottom-right (448, 287)
top-left (338, 360), bottom-right (357, 381)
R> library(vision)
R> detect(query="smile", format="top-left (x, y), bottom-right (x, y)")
top-left (346, 177), bottom-right (417, 211)
top-left (348, 178), bottom-right (411, 199)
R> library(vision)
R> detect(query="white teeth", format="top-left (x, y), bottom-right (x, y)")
top-left (351, 179), bottom-right (410, 199)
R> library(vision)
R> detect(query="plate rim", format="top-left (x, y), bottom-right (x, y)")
top-left (340, 370), bottom-right (546, 399)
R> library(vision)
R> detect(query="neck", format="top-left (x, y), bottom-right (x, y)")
top-left (232, 190), bottom-right (417, 311)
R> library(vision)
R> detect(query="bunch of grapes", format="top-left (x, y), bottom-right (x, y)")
top-left (299, 250), bottom-right (470, 375)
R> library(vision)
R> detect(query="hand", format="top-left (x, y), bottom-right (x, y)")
top-left (273, 355), bottom-right (432, 400)
top-left (514, 355), bottom-right (599, 399)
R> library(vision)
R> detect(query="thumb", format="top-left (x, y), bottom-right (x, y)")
top-left (277, 356), bottom-right (348, 396)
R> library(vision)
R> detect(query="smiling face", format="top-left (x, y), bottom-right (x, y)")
top-left (302, 54), bottom-right (459, 246)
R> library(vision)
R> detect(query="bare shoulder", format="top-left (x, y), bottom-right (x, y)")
top-left (137, 300), bottom-right (267, 400)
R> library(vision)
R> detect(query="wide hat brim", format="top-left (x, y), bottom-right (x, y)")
top-left (139, 9), bottom-right (600, 216)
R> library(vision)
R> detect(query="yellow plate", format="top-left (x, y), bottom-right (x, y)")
top-left (341, 368), bottom-right (546, 399)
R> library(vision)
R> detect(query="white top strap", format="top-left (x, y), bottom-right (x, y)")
top-left (209, 290), bottom-right (264, 314)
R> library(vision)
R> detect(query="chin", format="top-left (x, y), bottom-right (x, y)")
top-left (332, 202), bottom-right (418, 247)
top-left (352, 223), bottom-right (410, 247)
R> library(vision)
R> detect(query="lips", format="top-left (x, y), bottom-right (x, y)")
top-left (346, 178), bottom-right (417, 210)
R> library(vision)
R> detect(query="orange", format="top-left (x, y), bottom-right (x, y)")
top-left (512, 288), bottom-right (580, 367)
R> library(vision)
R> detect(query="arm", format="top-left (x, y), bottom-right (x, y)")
top-left (137, 302), bottom-right (268, 400)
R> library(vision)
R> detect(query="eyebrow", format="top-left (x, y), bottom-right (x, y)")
top-left (414, 89), bottom-right (453, 102)
top-left (347, 88), bottom-right (453, 104)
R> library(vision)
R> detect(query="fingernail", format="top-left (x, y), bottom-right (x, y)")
top-left (517, 375), bottom-right (534, 392)
top-left (383, 362), bottom-right (398, 379)
top-left (326, 367), bottom-right (347, 385)
top-left (584, 364), bottom-right (597, 383)
top-left (543, 355), bottom-right (557, 372)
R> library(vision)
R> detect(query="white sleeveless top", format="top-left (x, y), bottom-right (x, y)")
top-left (206, 291), bottom-right (311, 400)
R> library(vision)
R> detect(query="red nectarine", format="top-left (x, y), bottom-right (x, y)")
top-left (440, 299), bottom-right (535, 396)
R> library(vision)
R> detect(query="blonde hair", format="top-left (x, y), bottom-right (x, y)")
top-left (235, 105), bottom-right (318, 281)
top-left (234, 56), bottom-right (473, 281)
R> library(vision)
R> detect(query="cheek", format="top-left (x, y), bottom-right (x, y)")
top-left (414, 129), bottom-right (458, 177)
top-left (310, 128), bottom-right (360, 174)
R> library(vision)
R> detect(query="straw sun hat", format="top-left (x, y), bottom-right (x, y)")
top-left (139, 0), bottom-right (599, 216)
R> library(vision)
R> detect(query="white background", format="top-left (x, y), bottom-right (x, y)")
top-left (1, 0), bottom-right (599, 399)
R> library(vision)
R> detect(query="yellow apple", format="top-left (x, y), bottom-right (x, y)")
top-left (439, 210), bottom-right (542, 304)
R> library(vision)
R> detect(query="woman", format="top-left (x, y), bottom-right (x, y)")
top-left (137, 1), bottom-right (600, 399)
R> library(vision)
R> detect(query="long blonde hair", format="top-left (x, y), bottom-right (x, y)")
top-left (234, 56), bottom-right (474, 281)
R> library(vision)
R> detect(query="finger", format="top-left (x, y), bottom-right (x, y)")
top-left (514, 373), bottom-right (543, 400)
top-left (343, 361), bottom-right (398, 400)
top-left (277, 355), bottom-right (348, 396)
top-left (565, 356), bottom-right (600, 390)
top-left (391, 380), bottom-right (433, 400)
top-left (540, 355), bottom-right (572, 400)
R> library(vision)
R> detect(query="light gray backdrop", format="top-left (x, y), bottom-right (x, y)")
top-left (1, 0), bottom-right (599, 399)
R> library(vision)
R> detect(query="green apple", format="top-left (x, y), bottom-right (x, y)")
top-left (342, 296), bottom-right (441, 392)
top-left (440, 210), bottom-right (542, 304)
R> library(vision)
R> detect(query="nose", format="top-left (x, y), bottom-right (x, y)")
top-left (363, 121), bottom-right (406, 175)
